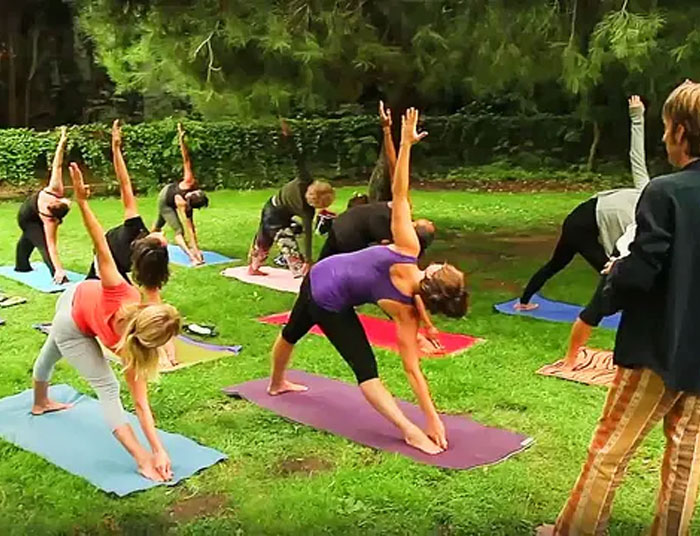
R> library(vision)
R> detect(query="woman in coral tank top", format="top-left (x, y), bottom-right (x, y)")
top-left (31, 163), bottom-right (181, 482)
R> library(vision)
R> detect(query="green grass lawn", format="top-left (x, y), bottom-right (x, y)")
top-left (0, 188), bottom-right (675, 535)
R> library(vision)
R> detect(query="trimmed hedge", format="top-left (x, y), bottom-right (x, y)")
top-left (0, 114), bottom-right (596, 191)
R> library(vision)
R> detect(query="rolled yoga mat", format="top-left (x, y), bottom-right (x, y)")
top-left (33, 323), bottom-right (241, 373)
top-left (221, 266), bottom-right (301, 294)
top-left (0, 384), bottom-right (226, 496)
top-left (223, 370), bottom-right (532, 470)
top-left (493, 294), bottom-right (621, 330)
top-left (166, 245), bottom-right (238, 267)
top-left (259, 312), bottom-right (481, 356)
top-left (0, 263), bottom-right (84, 293)
top-left (537, 347), bottom-right (617, 387)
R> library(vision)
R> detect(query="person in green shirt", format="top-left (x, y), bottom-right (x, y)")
top-left (248, 120), bottom-right (335, 277)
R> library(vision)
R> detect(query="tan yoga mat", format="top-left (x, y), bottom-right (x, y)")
top-left (536, 347), bottom-right (617, 387)
top-left (34, 324), bottom-right (241, 373)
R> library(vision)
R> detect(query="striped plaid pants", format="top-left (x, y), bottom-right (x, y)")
top-left (555, 367), bottom-right (700, 535)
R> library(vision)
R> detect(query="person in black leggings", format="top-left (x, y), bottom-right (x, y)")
top-left (15, 127), bottom-right (71, 284)
top-left (517, 198), bottom-right (607, 308)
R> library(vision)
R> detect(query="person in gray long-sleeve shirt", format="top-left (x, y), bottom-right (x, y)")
top-left (516, 96), bottom-right (650, 310)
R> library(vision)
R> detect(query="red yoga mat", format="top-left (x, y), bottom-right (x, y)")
top-left (259, 312), bottom-right (480, 356)
top-left (223, 370), bottom-right (532, 470)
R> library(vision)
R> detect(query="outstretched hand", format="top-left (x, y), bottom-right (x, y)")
top-left (112, 119), bottom-right (122, 146)
top-left (69, 163), bottom-right (90, 201)
top-left (400, 108), bottom-right (428, 146)
top-left (177, 122), bottom-right (185, 141)
top-left (379, 100), bottom-right (392, 128)
top-left (628, 95), bottom-right (645, 113)
top-left (59, 126), bottom-right (68, 145)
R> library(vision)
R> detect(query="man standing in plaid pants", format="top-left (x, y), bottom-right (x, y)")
top-left (539, 81), bottom-right (700, 535)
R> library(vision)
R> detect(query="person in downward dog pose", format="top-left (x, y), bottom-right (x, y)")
top-left (152, 123), bottom-right (209, 265)
top-left (248, 120), bottom-right (335, 277)
top-left (14, 127), bottom-right (72, 284)
top-left (515, 96), bottom-right (651, 311)
top-left (31, 162), bottom-right (181, 481)
top-left (267, 108), bottom-right (468, 454)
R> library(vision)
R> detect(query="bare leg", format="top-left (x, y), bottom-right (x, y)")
top-left (360, 378), bottom-right (442, 455)
top-left (267, 334), bottom-right (308, 395)
top-left (564, 318), bottom-right (593, 366)
top-left (31, 379), bottom-right (72, 415)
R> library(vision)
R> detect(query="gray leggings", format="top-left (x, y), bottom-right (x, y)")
top-left (33, 286), bottom-right (126, 430)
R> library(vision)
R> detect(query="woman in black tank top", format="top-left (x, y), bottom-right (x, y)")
top-left (152, 123), bottom-right (209, 265)
top-left (14, 127), bottom-right (72, 283)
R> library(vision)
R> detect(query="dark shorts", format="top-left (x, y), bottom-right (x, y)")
top-left (282, 276), bottom-right (378, 384)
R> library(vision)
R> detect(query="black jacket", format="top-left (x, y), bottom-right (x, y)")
top-left (607, 159), bottom-right (700, 392)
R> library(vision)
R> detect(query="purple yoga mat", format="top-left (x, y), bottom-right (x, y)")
top-left (223, 370), bottom-right (533, 470)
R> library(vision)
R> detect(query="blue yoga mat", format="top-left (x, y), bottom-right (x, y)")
top-left (0, 263), bottom-right (83, 293)
top-left (166, 245), bottom-right (237, 267)
top-left (0, 385), bottom-right (227, 496)
top-left (493, 294), bottom-right (621, 330)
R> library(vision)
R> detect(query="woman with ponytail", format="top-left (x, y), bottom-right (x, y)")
top-left (268, 108), bottom-right (468, 455)
top-left (31, 163), bottom-right (181, 482)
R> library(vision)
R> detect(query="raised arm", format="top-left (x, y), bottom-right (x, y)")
top-left (628, 95), bottom-right (650, 189)
top-left (112, 120), bottom-right (138, 220)
top-left (178, 123), bottom-right (197, 188)
top-left (391, 108), bottom-right (427, 255)
top-left (47, 127), bottom-right (68, 195)
top-left (69, 163), bottom-right (125, 287)
top-left (379, 101), bottom-right (397, 178)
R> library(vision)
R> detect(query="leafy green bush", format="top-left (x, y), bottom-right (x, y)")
top-left (0, 114), bottom-right (596, 190)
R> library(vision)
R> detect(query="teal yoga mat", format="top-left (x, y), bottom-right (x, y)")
top-left (0, 263), bottom-right (83, 293)
top-left (0, 385), bottom-right (226, 496)
top-left (166, 245), bottom-right (237, 267)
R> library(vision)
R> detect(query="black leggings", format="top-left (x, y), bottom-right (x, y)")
top-left (282, 277), bottom-right (378, 384)
top-left (15, 222), bottom-right (54, 275)
top-left (520, 198), bottom-right (608, 304)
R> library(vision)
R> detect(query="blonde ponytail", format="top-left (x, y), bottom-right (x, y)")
top-left (116, 303), bottom-right (181, 381)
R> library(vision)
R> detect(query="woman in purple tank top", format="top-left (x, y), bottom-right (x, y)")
top-left (268, 108), bottom-right (468, 455)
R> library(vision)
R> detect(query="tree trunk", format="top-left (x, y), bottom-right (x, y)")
top-left (7, 11), bottom-right (19, 127)
top-left (586, 120), bottom-right (600, 172)
top-left (24, 27), bottom-right (40, 126)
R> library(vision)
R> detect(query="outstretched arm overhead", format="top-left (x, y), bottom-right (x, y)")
top-left (69, 163), bottom-right (125, 288)
top-left (112, 120), bottom-right (138, 220)
top-left (178, 123), bottom-right (196, 188)
top-left (391, 108), bottom-right (427, 257)
top-left (628, 95), bottom-right (650, 189)
top-left (47, 127), bottom-right (68, 195)
top-left (379, 100), bottom-right (398, 179)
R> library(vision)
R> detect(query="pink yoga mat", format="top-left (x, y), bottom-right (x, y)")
top-left (259, 312), bottom-right (480, 356)
top-left (223, 370), bottom-right (532, 470)
top-left (221, 266), bottom-right (301, 293)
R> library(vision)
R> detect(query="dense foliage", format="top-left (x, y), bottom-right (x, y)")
top-left (0, 113), bottom-right (605, 189)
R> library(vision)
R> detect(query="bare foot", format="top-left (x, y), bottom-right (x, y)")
top-left (248, 267), bottom-right (268, 276)
top-left (404, 427), bottom-right (444, 455)
top-left (535, 524), bottom-right (555, 536)
top-left (31, 400), bottom-right (72, 416)
top-left (514, 302), bottom-right (539, 311)
top-left (267, 380), bottom-right (308, 396)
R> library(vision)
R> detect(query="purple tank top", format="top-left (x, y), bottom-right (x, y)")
top-left (310, 245), bottom-right (416, 312)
